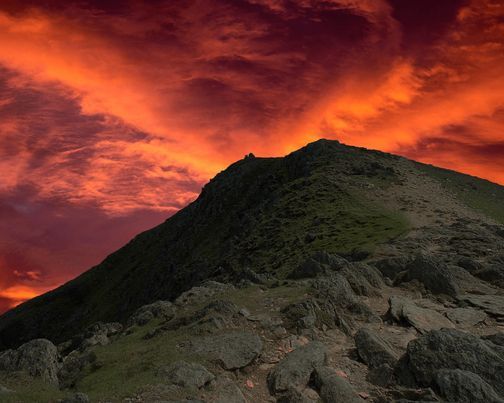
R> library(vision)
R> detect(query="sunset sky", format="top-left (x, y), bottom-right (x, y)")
top-left (0, 0), bottom-right (503, 313)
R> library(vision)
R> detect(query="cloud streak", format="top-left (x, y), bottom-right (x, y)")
top-left (0, 0), bottom-right (503, 311)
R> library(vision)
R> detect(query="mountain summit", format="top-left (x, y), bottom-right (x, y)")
top-left (0, 139), bottom-right (502, 350)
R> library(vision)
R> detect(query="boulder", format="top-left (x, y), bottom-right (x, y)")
top-left (398, 254), bottom-right (460, 297)
top-left (371, 256), bottom-right (410, 280)
top-left (157, 361), bottom-right (214, 389)
top-left (354, 328), bottom-right (398, 368)
top-left (405, 328), bottom-right (504, 396)
top-left (446, 308), bottom-right (486, 326)
top-left (267, 341), bottom-right (328, 394)
top-left (128, 300), bottom-right (175, 327)
top-left (193, 331), bottom-right (262, 370)
top-left (312, 366), bottom-right (364, 402)
top-left (0, 339), bottom-right (60, 386)
top-left (434, 369), bottom-right (503, 403)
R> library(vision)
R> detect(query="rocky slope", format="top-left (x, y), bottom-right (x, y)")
top-left (0, 139), bottom-right (503, 402)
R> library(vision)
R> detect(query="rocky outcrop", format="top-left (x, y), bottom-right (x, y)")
top-left (128, 300), bottom-right (176, 327)
top-left (193, 331), bottom-right (262, 370)
top-left (405, 328), bottom-right (504, 397)
top-left (157, 361), bottom-right (214, 389)
top-left (0, 339), bottom-right (60, 386)
top-left (434, 369), bottom-right (503, 403)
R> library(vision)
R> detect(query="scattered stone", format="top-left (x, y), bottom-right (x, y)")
top-left (193, 331), bottom-right (262, 370)
top-left (434, 369), bottom-right (503, 403)
top-left (355, 328), bottom-right (398, 369)
top-left (267, 341), bottom-right (328, 394)
top-left (157, 361), bottom-right (214, 389)
top-left (128, 300), bottom-right (176, 327)
top-left (312, 366), bottom-right (364, 402)
top-left (446, 308), bottom-right (486, 326)
top-left (0, 339), bottom-right (60, 386)
top-left (405, 328), bottom-right (504, 396)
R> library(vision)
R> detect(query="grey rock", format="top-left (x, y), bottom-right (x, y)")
top-left (457, 257), bottom-right (483, 273)
top-left (157, 361), bottom-right (214, 389)
top-left (434, 369), bottom-right (503, 403)
top-left (0, 339), bottom-right (60, 386)
top-left (58, 350), bottom-right (97, 389)
top-left (458, 294), bottom-right (504, 321)
top-left (194, 331), bottom-right (262, 370)
top-left (78, 322), bottom-right (123, 351)
top-left (399, 254), bottom-right (460, 297)
top-left (368, 363), bottom-right (395, 387)
top-left (312, 366), bottom-right (364, 402)
top-left (405, 328), bottom-right (504, 396)
top-left (372, 256), bottom-right (411, 280)
top-left (128, 300), bottom-right (175, 327)
top-left (289, 252), bottom-right (348, 279)
top-left (175, 281), bottom-right (235, 306)
top-left (446, 308), bottom-right (486, 326)
top-left (388, 297), bottom-right (454, 334)
top-left (355, 328), bottom-right (398, 368)
top-left (268, 341), bottom-right (328, 394)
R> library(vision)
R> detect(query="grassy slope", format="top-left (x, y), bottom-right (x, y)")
top-left (418, 163), bottom-right (504, 224)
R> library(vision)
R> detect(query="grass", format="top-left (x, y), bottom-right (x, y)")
top-left (418, 163), bottom-right (504, 224)
top-left (0, 372), bottom-right (64, 402)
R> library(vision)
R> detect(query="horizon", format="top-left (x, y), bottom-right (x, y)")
top-left (1, 0), bottom-right (504, 313)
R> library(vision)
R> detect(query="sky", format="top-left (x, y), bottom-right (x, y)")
top-left (0, 0), bottom-right (503, 313)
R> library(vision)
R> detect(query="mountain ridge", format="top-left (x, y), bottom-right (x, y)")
top-left (0, 139), bottom-right (503, 351)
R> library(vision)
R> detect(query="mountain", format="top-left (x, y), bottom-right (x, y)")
top-left (0, 139), bottom-right (503, 350)
top-left (0, 139), bottom-right (503, 402)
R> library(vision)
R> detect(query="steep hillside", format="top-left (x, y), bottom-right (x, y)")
top-left (0, 140), bottom-right (502, 350)
top-left (1, 139), bottom-right (504, 403)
